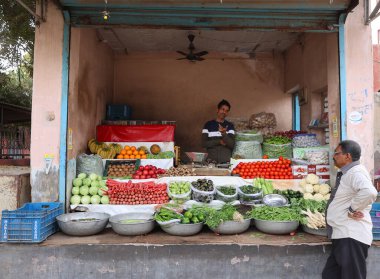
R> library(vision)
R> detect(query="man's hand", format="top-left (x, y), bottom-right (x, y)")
top-left (348, 211), bottom-right (364, 220)
top-left (218, 124), bottom-right (227, 135)
top-left (220, 139), bottom-right (226, 146)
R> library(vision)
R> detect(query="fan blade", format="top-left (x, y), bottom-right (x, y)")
top-left (194, 51), bottom-right (208, 57)
top-left (195, 56), bottom-right (205, 61)
top-left (177, 51), bottom-right (188, 56)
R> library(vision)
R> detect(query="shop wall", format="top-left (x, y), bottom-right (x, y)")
top-left (30, 1), bottom-right (64, 202)
top-left (345, 3), bottom-right (375, 175)
top-left (67, 28), bottom-right (114, 159)
top-left (113, 52), bottom-right (291, 153)
top-left (284, 34), bottom-right (329, 136)
top-left (374, 45), bottom-right (380, 175)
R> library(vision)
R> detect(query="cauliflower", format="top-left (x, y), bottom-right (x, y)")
top-left (299, 179), bottom-right (307, 188)
top-left (313, 184), bottom-right (321, 193)
top-left (304, 184), bottom-right (314, 193)
top-left (324, 193), bottom-right (331, 200)
top-left (306, 174), bottom-right (319, 185)
top-left (319, 184), bottom-right (331, 195)
top-left (313, 193), bottom-right (324, 202)
top-left (303, 193), bottom-right (314, 200)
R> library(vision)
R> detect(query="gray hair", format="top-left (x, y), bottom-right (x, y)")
top-left (338, 140), bottom-right (361, 161)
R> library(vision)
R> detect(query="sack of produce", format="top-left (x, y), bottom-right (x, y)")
top-left (237, 185), bottom-right (263, 205)
top-left (167, 181), bottom-right (192, 203)
top-left (215, 186), bottom-right (238, 202)
top-left (262, 142), bottom-right (292, 159)
top-left (235, 130), bottom-right (263, 143)
top-left (249, 112), bottom-right (277, 129)
top-left (292, 134), bottom-right (320, 148)
top-left (227, 117), bottom-right (250, 132)
top-left (191, 179), bottom-right (216, 203)
top-left (232, 141), bottom-right (262, 159)
top-left (304, 150), bottom-right (329, 165)
top-left (76, 153), bottom-right (104, 177)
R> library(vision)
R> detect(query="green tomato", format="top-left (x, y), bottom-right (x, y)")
top-left (184, 212), bottom-right (192, 219)
top-left (191, 217), bottom-right (199, 224)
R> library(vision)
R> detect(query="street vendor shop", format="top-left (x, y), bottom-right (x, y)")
top-left (4, 0), bottom-right (378, 277)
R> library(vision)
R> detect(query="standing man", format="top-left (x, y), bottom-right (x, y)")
top-left (202, 99), bottom-right (235, 164)
top-left (322, 140), bottom-right (378, 279)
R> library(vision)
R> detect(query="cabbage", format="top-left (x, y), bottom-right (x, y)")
top-left (71, 187), bottom-right (80, 195)
top-left (90, 195), bottom-right (101, 204)
top-left (101, 196), bottom-right (109, 204)
top-left (79, 185), bottom-right (89, 196)
top-left (77, 173), bottom-right (87, 179)
top-left (91, 181), bottom-right (100, 188)
top-left (98, 188), bottom-right (105, 196)
top-left (99, 180), bottom-right (106, 187)
top-left (70, 195), bottom-right (81, 205)
top-left (81, 195), bottom-right (91, 205)
top-left (89, 186), bottom-right (98, 196)
top-left (97, 175), bottom-right (102, 181)
top-left (82, 178), bottom-right (91, 186)
top-left (89, 173), bottom-right (98, 181)
top-left (73, 178), bottom-right (83, 187)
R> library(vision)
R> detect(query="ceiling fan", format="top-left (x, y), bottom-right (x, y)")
top-left (177, 34), bottom-right (208, 62)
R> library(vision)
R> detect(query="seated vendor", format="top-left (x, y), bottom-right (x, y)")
top-left (202, 99), bottom-right (235, 164)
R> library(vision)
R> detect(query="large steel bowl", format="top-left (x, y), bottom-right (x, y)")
top-left (109, 213), bottom-right (155, 236)
top-left (56, 212), bottom-right (110, 236)
top-left (263, 194), bottom-right (288, 207)
top-left (210, 219), bottom-right (251, 235)
top-left (159, 222), bottom-right (203, 236)
top-left (301, 225), bottom-right (328, 237)
top-left (254, 219), bottom-right (299, 235)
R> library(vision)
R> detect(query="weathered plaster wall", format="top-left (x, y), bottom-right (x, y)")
top-left (284, 33), bottom-right (329, 141)
top-left (374, 45), bottom-right (380, 175)
top-left (67, 28), bottom-right (114, 160)
top-left (345, 3), bottom-right (375, 174)
top-left (113, 52), bottom-right (291, 153)
top-left (30, 1), bottom-right (63, 202)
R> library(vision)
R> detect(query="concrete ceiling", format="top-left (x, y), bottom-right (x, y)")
top-left (97, 28), bottom-right (300, 55)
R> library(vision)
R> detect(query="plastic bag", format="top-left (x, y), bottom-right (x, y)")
top-left (237, 186), bottom-right (263, 205)
top-left (227, 117), bottom-right (250, 132)
top-left (167, 181), bottom-right (192, 204)
top-left (190, 185), bottom-right (216, 203)
top-left (235, 130), bottom-right (263, 143)
top-left (76, 153), bottom-right (104, 176)
top-left (305, 150), bottom-right (329, 165)
top-left (292, 134), bottom-right (320, 148)
top-left (215, 186), bottom-right (238, 202)
top-left (262, 143), bottom-right (292, 159)
top-left (249, 112), bottom-right (277, 129)
top-left (232, 141), bottom-right (262, 159)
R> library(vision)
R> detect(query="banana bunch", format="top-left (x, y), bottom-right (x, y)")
top-left (97, 146), bottom-right (117, 159)
top-left (88, 139), bottom-right (107, 154)
top-left (109, 143), bottom-right (123, 154)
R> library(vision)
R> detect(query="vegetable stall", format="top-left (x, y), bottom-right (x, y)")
top-left (60, 109), bottom-right (334, 239)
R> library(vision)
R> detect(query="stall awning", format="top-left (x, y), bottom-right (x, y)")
top-left (59, 0), bottom-right (358, 32)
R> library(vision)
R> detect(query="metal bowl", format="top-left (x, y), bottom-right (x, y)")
top-left (301, 225), bottom-right (328, 237)
top-left (159, 222), bottom-right (203, 236)
top-left (185, 152), bottom-right (208, 163)
top-left (56, 212), bottom-right (110, 236)
top-left (262, 194), bottom-right (288, 207)
top-left (254, 219), bottom-right (299, 235)
top-left (210, 219), bottom-right (251, 235)
top-left (109, 213), bottom-right (155, 236)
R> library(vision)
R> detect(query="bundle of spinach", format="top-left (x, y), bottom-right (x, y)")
top-left (248, 206), bottom-right (302, 222)
top-left (204, 204), bottom-right (245, 229)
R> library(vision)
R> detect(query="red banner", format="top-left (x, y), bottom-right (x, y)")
top-left (97, 125), bottom-right (175, 142)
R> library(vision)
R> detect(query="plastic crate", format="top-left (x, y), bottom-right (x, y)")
top-left (1, 202), bottom-right (63, 243)
top-left (106, 104), bottom-right (132, 121)
top-left (371, 203), bottom-right (380, 241)
top-left (370, 203), bottom-right (380, 216)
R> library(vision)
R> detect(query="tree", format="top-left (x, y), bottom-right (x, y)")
top-left (0, 0), bottom-right (35, 108)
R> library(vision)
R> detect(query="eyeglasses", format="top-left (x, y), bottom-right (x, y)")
top-left (333, 151), bottom-right (345, 156)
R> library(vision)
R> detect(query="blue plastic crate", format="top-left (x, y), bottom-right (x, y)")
top-left (370, 203), bottom-right (380, 217)
top-left (1, 202), bottom-right (63, 243)
top-left (106, 104), bottom-right (132, 121)
top-left (374, 233), bottom-right (380, 241)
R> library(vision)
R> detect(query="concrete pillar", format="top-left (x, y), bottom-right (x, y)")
top-left (345, 1), bottom-right (375, 175)
top-left (31, 0), bottom-right (64, 201)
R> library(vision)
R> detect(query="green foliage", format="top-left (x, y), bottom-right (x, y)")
top-left (0, 0), bottom-right (34, 107)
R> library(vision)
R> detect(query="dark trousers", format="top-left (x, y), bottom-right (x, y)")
top-left (322, 238), bottom-right (369, 279)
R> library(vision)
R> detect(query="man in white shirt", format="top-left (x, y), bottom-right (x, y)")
top-left (322, 140), bottom-right (378, 279)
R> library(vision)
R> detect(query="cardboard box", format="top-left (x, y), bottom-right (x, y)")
top-left (292, 164), bottom-right (330, 179)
